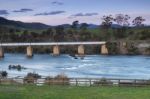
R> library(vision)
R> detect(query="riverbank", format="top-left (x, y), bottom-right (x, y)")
top-left (0, 85), bottom-right (150, 99)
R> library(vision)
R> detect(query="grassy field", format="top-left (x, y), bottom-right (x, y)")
top-left (0, 85), bottom-right (150, 99)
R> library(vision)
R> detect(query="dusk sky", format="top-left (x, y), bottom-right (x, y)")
top-left (0, 0), bottom-right (150, 25)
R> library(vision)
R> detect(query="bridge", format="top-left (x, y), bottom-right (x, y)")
top-left (0, 41), bottom-right (108, 58)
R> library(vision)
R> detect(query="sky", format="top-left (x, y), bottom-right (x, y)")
top-left (0, 0), bottom-right (150, 25)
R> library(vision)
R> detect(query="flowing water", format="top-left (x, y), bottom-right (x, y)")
top-left (0, 53), bottom-right (150, 79)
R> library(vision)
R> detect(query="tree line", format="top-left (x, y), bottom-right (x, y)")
top-left (0, 14), bottom-right (150, 42)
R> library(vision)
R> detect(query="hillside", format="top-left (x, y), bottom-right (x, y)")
top-left (0, 17), bottom-right (50, 30)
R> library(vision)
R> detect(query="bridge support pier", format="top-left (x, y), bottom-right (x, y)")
top-left (78, 45), bottom-right (85, 56)
top-left (27, 46), bottom-right (33, 57)
top-left (0, 47), bottom-right (4, 58)
top-left (101, 44), bottom-right (108, 55)
top-left (53, 45), bottom-right (60, 56)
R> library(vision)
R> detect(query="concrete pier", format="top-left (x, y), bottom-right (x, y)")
top-left (78, 45), bottom-right (85, 56)
top-left (26, 46), bottom-right (33, 57)
top-left (101, 44), bottom-right (108, 55)
top-left (119, 42), bottom-right (127, 54)
top-left (53, 45), bottom-right (60, 56)
top-left (0, 47), bottom-right (4, 58)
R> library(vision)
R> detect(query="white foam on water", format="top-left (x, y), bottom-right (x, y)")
top-left (0, 54), bottom-right (150, 79)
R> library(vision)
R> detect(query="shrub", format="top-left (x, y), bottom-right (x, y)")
top-left (127, 43), bottom-right (139, 55)
top-left (45, 73), bottom-right (70, 85)
top-left (8, 65), bottom-right (26, 71)
top-left (0, 71), bottom-right (8, 78)
top-left (24, 72), bottom-right (41, 84)
top-left (106, 42), bottom-right (118, 54)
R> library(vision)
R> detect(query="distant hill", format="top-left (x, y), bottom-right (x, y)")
top-left (0, 17), bottom-right (50, 30)
top-left (87, 24), bottom-right (99, 29)
top-left (111, 24), bottom-right (122, 28)
top-left (0, 17), bottom-right (127, 30)
top-left (54, 24), bottom-right (100, 29)
top-left (83, 24), bottom-right (121, 29)
top-left (59, 24), bottom-right (121, 29)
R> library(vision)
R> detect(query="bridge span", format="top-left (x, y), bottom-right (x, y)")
top-left (0, 42), bottom-right (106, 47)
top-left (0, 41), bottom-right (108, 58)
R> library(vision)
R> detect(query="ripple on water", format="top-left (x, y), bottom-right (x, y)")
top-left (0, 54), bottom-right (150, 79)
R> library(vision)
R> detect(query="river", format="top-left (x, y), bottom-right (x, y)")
top-left (0, 54), bottom-right (150, 79)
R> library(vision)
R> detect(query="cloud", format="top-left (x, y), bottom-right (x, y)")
top-left (69, 13), bottom-right (98, 18)
top-left (34, 11), bottom-right (65, 16)
top-left (13, 8), bottom-right (33, 13)
top-left (51, 1), bottom-right (63, 5)
top-left (0, 10), bottom-right (9, 15)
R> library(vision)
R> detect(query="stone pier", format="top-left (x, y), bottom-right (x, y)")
top-left (0, 47), bottom-right (4, 58)
top-left (53, 45), bottom-right (60, 56)
top-left (101, 44), bottom-right (108, 55)
top-left (26, 46), bottom-right (33, 57)
top-left (78, 45), bottom-right (85, 56)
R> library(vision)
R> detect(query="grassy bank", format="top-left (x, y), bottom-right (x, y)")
top-left (0, 85), bottom-right (150, 99)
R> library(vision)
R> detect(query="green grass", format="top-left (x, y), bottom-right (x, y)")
top-left (0, 85), bottom-right (150, 99)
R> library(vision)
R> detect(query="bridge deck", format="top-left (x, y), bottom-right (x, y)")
top-left (0, 42), bottom-right (106, 47)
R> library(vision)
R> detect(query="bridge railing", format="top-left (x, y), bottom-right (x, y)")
top-left (0, 41), bottom-right (106, 47)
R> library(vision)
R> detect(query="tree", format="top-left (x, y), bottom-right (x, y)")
top-left (114, 14), bottom-right (130, 26)
top-left (79, 23), bottom-right (91, 41)
top-left (22, 30), bottom-right (32, 42)
top-left (0, 26), bottom-right (9, 42)
top-left (54, 25), bottom-right (65, 42)
top-left (71, 21), bottom-right (80, 41)
top-left (42, 27), bottom-right (54, 41)
top-left (101, 15), bottom-right (114, 40)
top-left (9, 28), bottom-right (15, 34)
top-left (101, 15), bottom-right (113, 29)
top-left (132, 16), bottom-right (145, 27)
top-left (71, 20), bottom-right (79, 30)
top-left (114, 14), bottom-right (130, 39)
top-left (45, 27), bottom-right (53, 36)
top-left (80, 23), bottom-right (88, 31)
top-left (136, 30), bottom-right (150, 40)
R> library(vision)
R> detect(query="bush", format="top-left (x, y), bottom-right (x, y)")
top-left (137, 30), bottom-right (150, 40)
top-left (45, 73), bottom-right (70, 85)
top-left (106, 42), bottom-right (118, 54)
top-left (8, 65), bottom-right (26, 71)
top-left (127, 43), bottom-right (139, 55)
top-left (24, 72), bottom-right (41, 84)
top-left (0, 71), bottom-right (8, 78)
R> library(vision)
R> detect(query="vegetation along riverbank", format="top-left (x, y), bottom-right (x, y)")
top-left (0, 14), bottom-right (150, 55)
